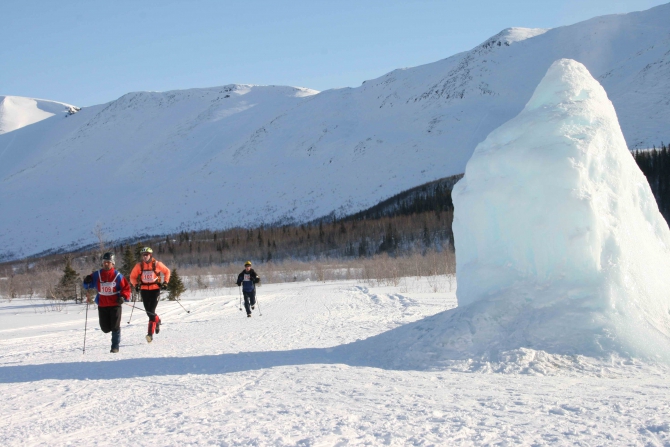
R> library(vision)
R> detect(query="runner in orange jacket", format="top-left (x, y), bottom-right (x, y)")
top-left (129, 247), bottom-right (171, 343)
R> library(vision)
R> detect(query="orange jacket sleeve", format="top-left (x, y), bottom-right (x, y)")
top-left (129, 263), bottom-right (142, 287)
top-left (157, 261), bottom-right (171, 284)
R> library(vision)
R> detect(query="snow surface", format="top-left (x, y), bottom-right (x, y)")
top-left (2, 4), bottom-right (670, 260)
top-left (2, 278), bottom-right (670, 446)
top-left (451, 59), bottom-right (670, 361)
top-left (0, 96), bottom-right (75, 135)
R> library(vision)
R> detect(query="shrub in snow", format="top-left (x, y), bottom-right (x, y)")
top-left (451, 59), bottom-right (670, 361)
top-left (53, 257), bottom-right (80, 301)
top-left (167, 269), bottom-right (186, 301)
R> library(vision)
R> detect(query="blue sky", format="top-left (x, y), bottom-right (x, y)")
top-left (1, 0), bottom-right (666, 106)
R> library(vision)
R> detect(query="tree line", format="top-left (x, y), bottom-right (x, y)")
top-left (8, 146), bottom-right (670, 301)
top-left (633, 143), bottom-right (670, 221)
top-left (0, 175), bottom-right (459, 299)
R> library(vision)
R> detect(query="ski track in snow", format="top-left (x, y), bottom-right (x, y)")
top-left (1, 279), bottom-right (669, 446)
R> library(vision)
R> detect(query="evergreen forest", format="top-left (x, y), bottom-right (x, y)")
top-left (633, 143), bottom-right (670, 221)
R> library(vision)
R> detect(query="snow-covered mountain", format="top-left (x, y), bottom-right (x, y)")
top-left (1, 3), bottom-right (670, 260)
top-left (0, 96), bottom-right (77, 135)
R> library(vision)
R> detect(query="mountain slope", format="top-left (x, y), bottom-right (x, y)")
top-left (1, 4), bottom-right (670, 260)
top-left (0, 96), bottom-right (77, 135)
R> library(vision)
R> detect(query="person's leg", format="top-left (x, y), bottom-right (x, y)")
top-left (141, 289), bottom-right (159, 321)
top-left (243, 291), bottom-right (252, 315)
top-left (98, 307), bottom-right (112, 333)
top-left (110, 306), bottom-right (122, 352)
top-left (249, 290), bottom-right (256, 309)
top-left (141, 289), bottom-right (153, 338)
top-left (98, 307), bottom-right (119, 352)
top-left (142, 289), bottom-right (160, 339)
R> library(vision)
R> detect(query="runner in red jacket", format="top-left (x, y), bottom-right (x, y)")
top-left (82, 252), bottom-right (131, 353)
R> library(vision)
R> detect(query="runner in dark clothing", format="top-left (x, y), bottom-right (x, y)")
top-left (236, 261), bottom-right (260, 317)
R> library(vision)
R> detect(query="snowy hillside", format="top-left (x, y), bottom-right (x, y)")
top-left (2, 3), bottom-right (670, 259)
top-left (0, 96), bottom-right (76, 135)
top-left (2, 279), bottom-right (669, 445)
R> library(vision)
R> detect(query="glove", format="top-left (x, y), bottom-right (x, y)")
top-left (135, 285), bottom-right (140, 292)
top-left (161, 282), bottom-right (168, 290)
top-left (254, 276), bottom-right (261, 284)
top-left (83, 275), bottom-right (93, 285)
top-left (117, 296), bottom-right (125, 305)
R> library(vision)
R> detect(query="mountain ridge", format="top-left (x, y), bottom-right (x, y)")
top-left (1, 3), bottom-right (669, 260)
top-left (0, 96), bottom-right (77, 135)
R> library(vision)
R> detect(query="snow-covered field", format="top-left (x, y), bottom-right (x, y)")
top-left (1, 278), bottom-right (669, 446)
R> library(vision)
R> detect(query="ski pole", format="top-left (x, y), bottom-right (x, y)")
top-left (83, 291), bottom-right (90, 354)
top-left (254, 280), bottom-right (262, 316)
top-left (238, 286), bottom-right (243, 311)
top-left (175, 298), bottom-right (191, 314)
top-left (127, 291), bottom-right (136, 324)
top-left (123, 302), bottom-right (157, 317)
top-left (158, 287), bottom-right (191, 313)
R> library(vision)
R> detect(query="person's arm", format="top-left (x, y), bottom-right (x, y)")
top-left (236, 272), bottom-right (243, 286)
top-left (83, 271), bottom-right (99, 304)
top-left (118, 275), bottom-right (131, 301)
top-left (82, 271), bottom-right (97, 289)
top-left (157, 261), bottom-right (171, 284)
top-left (129, 264), bottom-right (141, 287)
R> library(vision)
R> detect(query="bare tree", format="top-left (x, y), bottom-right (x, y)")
top-left (93, 223), bottom-right (107, 253)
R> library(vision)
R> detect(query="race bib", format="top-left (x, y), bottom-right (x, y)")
top-left (99, 281), bottom-right (117, 296)
top-left (244, 274), bottom-right (250, 281)
top-left (142, 270), bottom-right (157, 283)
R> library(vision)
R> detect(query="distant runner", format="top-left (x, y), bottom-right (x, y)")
top-left (130, 247), bottom-right (171, 343)
top-left (236, 261), bottom-right (260, 317)
top-left (82, 252), bottom-right (131, 353)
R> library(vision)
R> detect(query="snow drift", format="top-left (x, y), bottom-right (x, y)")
top-left (449, 59), bottom-right (670, 361)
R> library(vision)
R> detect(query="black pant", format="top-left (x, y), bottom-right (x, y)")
top-left (98, 306), bottom-right (122, 349)
top-left (243, 290), bottom-right (256, 315)
top-left (140, 289), bottom-right (161, 321)
top-left (98, 306), bottom-right (122, 333)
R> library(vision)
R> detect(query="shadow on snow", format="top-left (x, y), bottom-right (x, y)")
top-left (0, 311), bottom-right (451, 383)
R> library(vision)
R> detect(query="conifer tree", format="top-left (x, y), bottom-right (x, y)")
top-left (119, 246), bottom-right (138, 301)
top-left (134, 243), bottom-right (144, 262)
top-left (54, 257), bottom-right (79, 301)
top-left (119, 246), bottom-right (136, 279)
top-left (167, 268), bottom-right (186, 301)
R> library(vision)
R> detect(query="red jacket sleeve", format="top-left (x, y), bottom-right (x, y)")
top-left (119, 275), bottom-right (131, 299)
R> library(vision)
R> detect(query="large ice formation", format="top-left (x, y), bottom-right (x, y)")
top-left (451, 59), bottom-right (670, 361)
